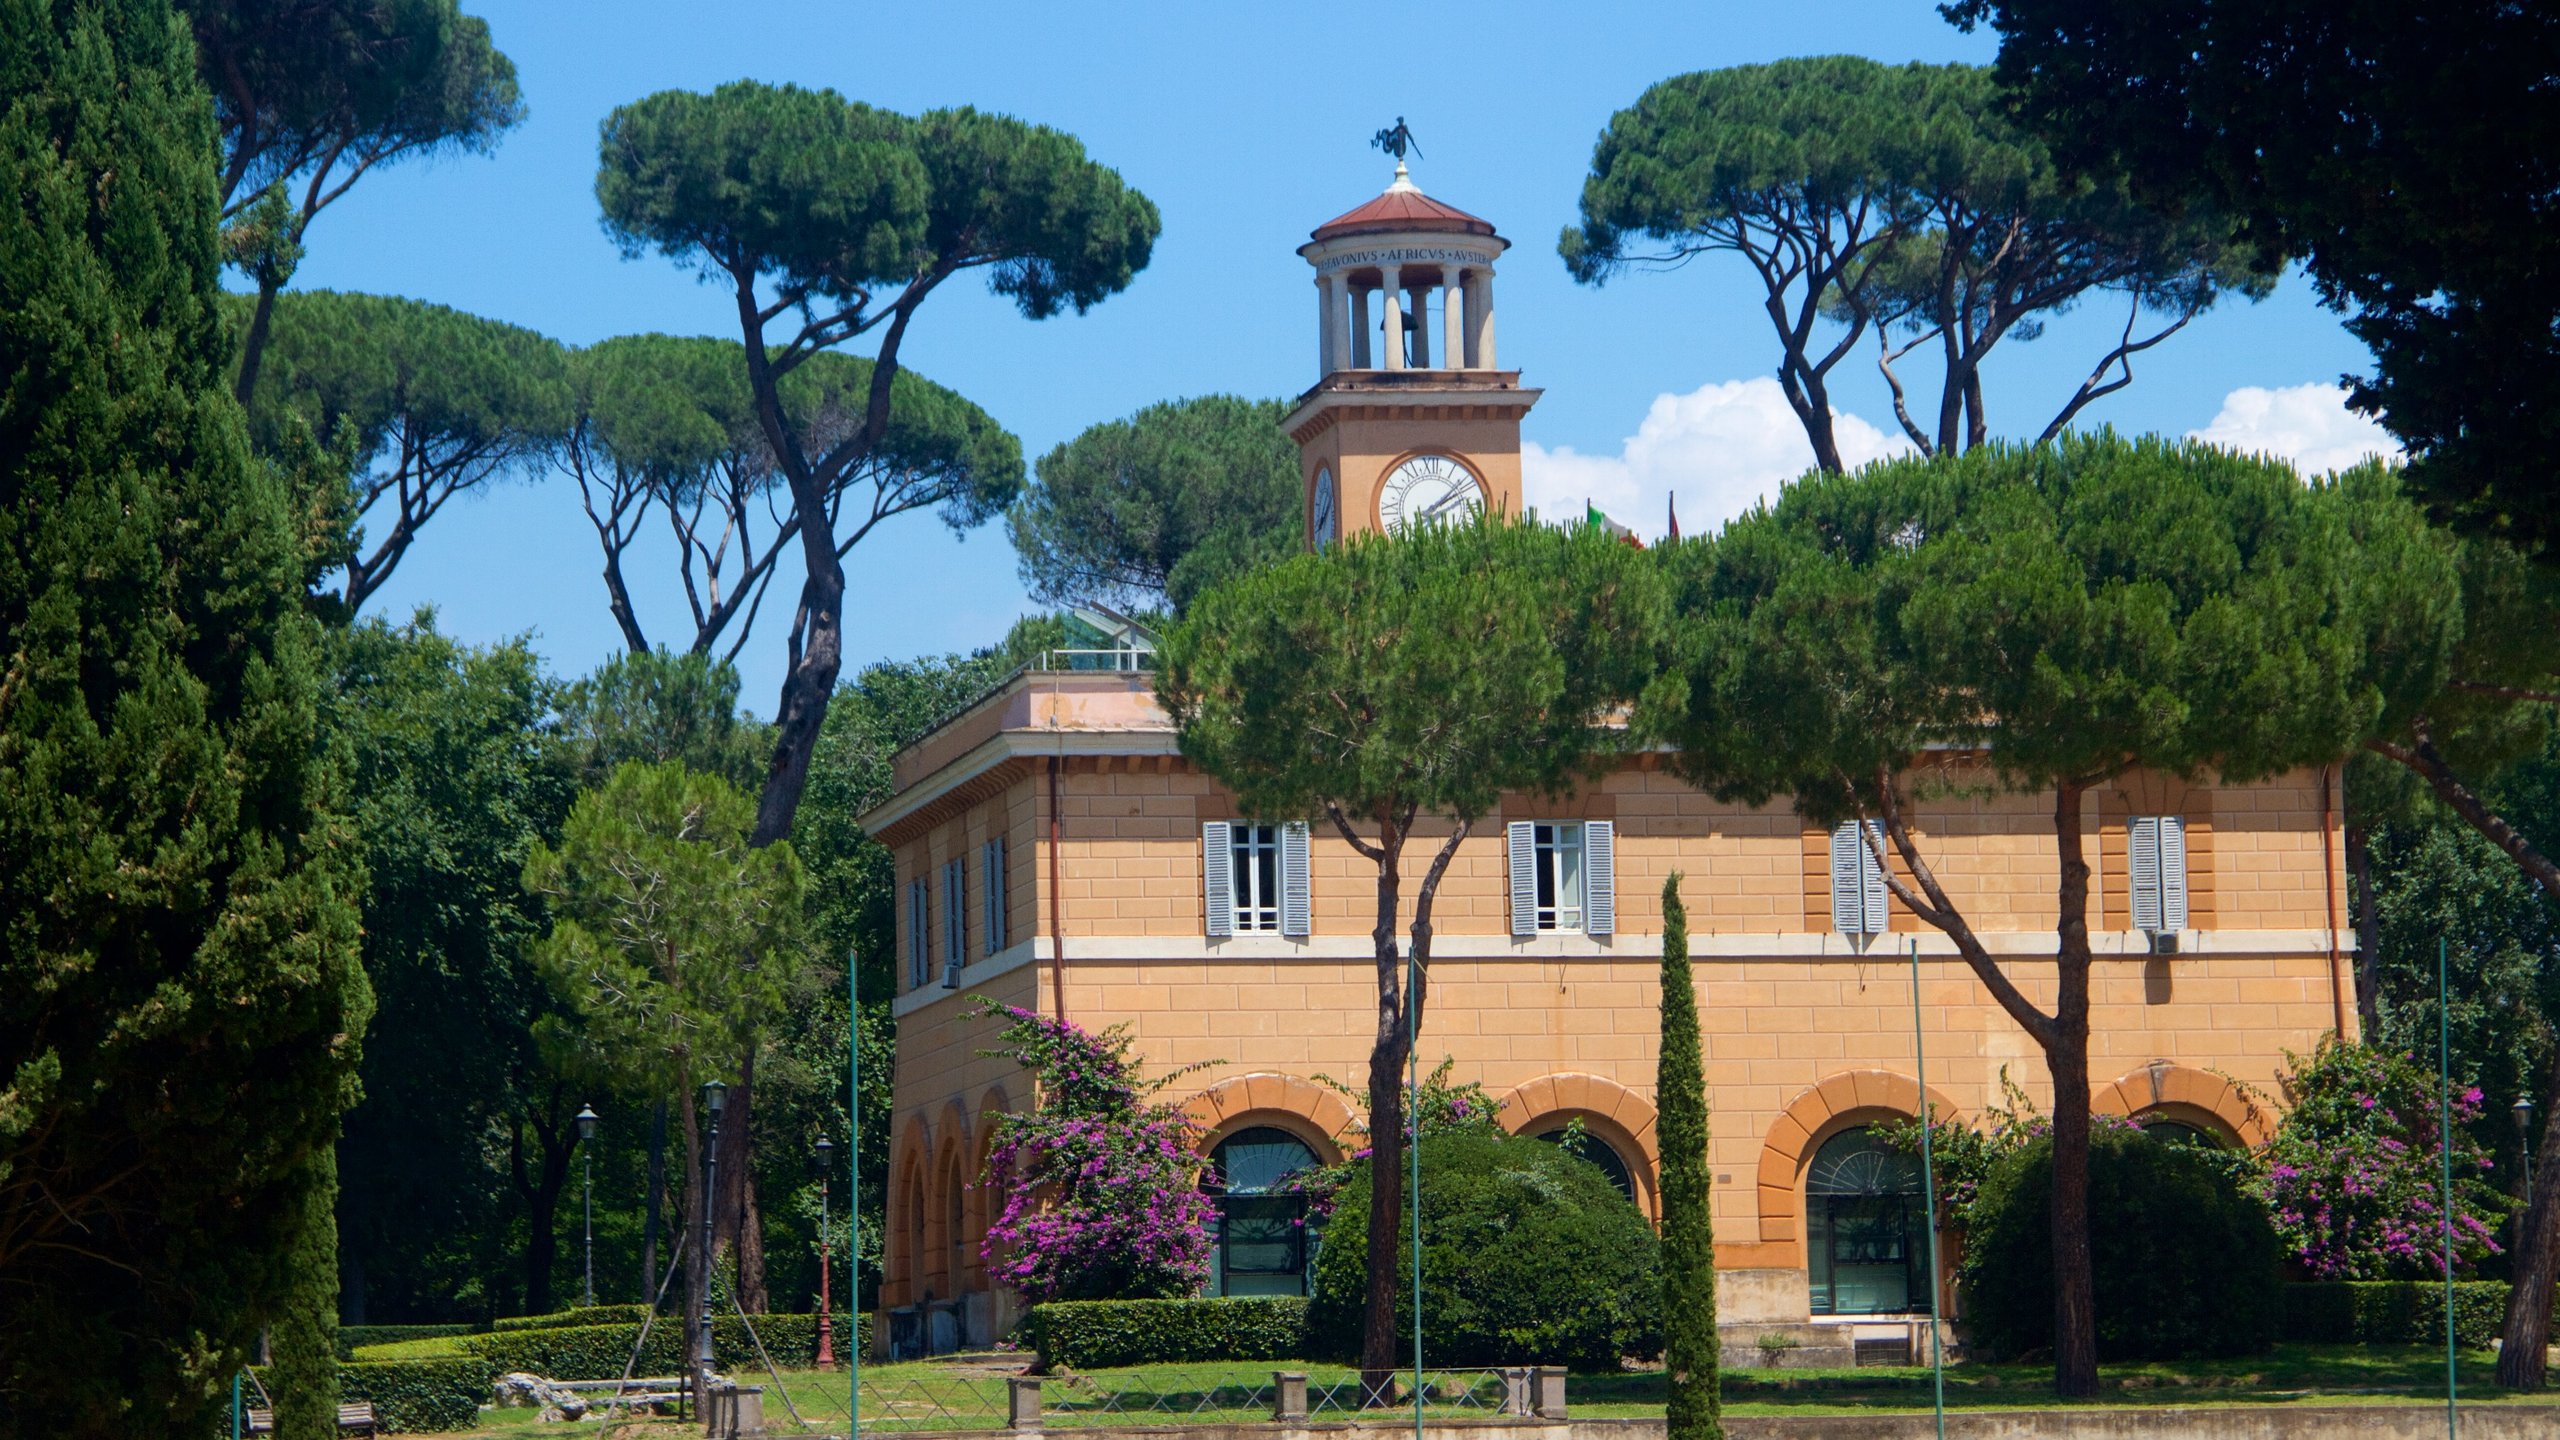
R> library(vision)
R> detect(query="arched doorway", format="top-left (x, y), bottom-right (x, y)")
top-left (1206, 1127), bottom-right (1317, 1296)
top-left (1533, 1125), bottom-right (1636, 1204)
top-left (1806, 1126), bottom-right (1931, 1316)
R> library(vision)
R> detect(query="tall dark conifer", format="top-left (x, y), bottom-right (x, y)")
top-left (0, 1), bottom-right (367, 1433)
top-left (1657, 874), bottom-right (1720, 1439)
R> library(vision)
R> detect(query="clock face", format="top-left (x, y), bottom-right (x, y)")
top-left (1377, 453), bottom-right (1483, 533)
top-left (1310, 466), bottom-right (1336, 550)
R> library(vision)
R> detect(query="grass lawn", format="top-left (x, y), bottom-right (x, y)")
top-left (408, 1345), bottom-right (2556, 1436)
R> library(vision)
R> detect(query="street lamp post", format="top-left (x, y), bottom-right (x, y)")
top-left (2516, 1097), bottom-right (2537, 1211)
top-left (698, 1079), bottom-right (727, 1409)
top-left (815, 1136), bottom-right (837, 1370)
top-left (576, 1105), bottom-right (601, 1310)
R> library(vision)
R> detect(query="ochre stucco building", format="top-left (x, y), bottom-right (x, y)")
top-left (866, 167), bottom-right (2356, 1359)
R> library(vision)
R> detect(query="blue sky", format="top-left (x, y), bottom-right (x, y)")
top-left (293, 0), bottom-right (2394, 711)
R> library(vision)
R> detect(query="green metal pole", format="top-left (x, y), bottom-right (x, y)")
top-left (232, 1370), bottom-right (242, 1440)
top-left (860, 942), bottom-right (870, 1434)
top-left (1408, 950), bottom-right (1423, 1440)
top-left (1909, 940), bottom-right (1945, 1440)
top-left (2440, 935), bottom-right (2456, 1439)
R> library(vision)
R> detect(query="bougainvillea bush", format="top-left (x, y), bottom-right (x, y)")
top-left (976, 1003), bottom-right (1215, 1304)
top-left (2254, 1040), bottom-right (2507, 1279)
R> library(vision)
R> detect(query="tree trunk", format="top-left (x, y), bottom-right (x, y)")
top-left (718, 1050), bottom-right (769, 1312)
top-left (232, 271), bottom-right (281, 407)
top-left (2496, 1045), bottom-right (2560, 1388)
top-left (679, 1092), bottom-right (705, 1372)
top-left (643, 1099), bottom-right (667, 1305)
top-left (2047, 783), bottom-right (2100, 1398)
top-left (1358, 814), bottom-right (1408, 1405)
top-left (2346, 820), bottom-right (2383, 1032)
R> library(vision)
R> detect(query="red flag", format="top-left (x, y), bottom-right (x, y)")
top-left (1667, 494), bottom-right (1680, 542)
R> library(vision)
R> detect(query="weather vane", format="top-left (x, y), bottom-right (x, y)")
top-left (1370, 117), bottom-right (1422, 163)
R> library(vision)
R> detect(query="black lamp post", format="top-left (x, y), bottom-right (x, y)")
top-left (814, 1136), bottom-right (837, 1370)
top-left (2516, 1096), bottom-right (2538, 1210)
top-left (697, 1079), bottom-right (726, 1404)
top-left (575, 1104), bottom-right (601, 1309)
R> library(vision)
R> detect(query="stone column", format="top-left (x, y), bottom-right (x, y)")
top-left (1443, 268), bottom-right (1464, 372)
top-left (1379, 263), bottom-right (1404, 370)
top-left (1314, 276), bottom-right (1333, 377)
top-left (1350, 284), bottom-right (1373, 368)
top-left (1322, 272), bottom-right (1351, 374)
top-left (1472, 265), bottom-right (1498, 369)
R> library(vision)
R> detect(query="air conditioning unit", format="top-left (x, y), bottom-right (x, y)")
top-left (941, 959), bottom-right (964, 989)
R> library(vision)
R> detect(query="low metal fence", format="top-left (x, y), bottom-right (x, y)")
top-left (776, 1363), bottom-right (1562, 1435)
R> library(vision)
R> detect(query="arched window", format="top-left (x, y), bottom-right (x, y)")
top-left (1806, 1125), bottom-right (1931, 1316)
top-left (2139, 1117), bottom-right (2220, 1148)
top-left (1207, 1127), bottom-right (1317, 1297)
top-left (1534, 1125), bottom-right (1636, 1203)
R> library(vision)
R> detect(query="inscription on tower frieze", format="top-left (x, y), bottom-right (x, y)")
top-left (1318, 245), bottom-right (1495, 272)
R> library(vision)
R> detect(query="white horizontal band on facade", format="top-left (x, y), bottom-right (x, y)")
top-left (888, 928), bottom-right (2349, 1019)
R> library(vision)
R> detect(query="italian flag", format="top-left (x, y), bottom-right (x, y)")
top-left (1586, 500), bottom-right (1644, 548)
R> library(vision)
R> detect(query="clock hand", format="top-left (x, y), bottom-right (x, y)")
top-left (1420, 487), bottom-right (1477, 518)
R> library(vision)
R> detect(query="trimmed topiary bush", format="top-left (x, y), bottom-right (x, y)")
top-left (336, 1325), bottom-right (476, 1359)
top-left (491, 1304), bottom-right (652, 1333)
top-left (1960, 1126), bottom-right (2279, 1361)
top-left (338, 1359), bottom-right (494, 1432)
top-left (1307, 1128), bottom-right (1660, 1370)
top-left (1023, 1297), bottom-right (1308, 1369)
top-left (459, 1313), bottom-right (855, 1379)
top-left (2280, 1281), bottom-right (2516, 1349)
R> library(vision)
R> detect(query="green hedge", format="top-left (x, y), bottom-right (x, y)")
top-left (1023, 1298), bottom-right (1309, 1369)
top-left (2280, 1282), bottom-right (2515, 1349)
top-left (461, 1314), bottom-right (865, 1379)
top-left (336, 1325), bottom-right (475, 1359)
top-left (339, 1359), bottom-right (493, 1432)
top-left (491, 1303), bottom-right (652, 1333)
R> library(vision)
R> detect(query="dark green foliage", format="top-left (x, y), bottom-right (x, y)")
top-left (1959, 1129), bottom-right (2280, 1361)
top-left (1656, 876), bottom-right (1719, 1439)
top-left (490, 1304), bottom-right (654, 1333)
top-left (1562, 58), bottom-right (2259, 466)
top-left (239, 290), bottom-right (573, 612)
top-left (273, 1147), bottom-right (343, 1439)
top-left (558, 647), bottom-right (768, 793)
top-left (457, 1314), bottom-right (842, 1378)
top-left (1306, 1130), bottom-right (1662, 1370)
top-left (0, 1), bottom-right (367, 1432)
top-left (2278, 1282), bottom-right (2520, 1351)
top-left (1022, 1298), bottom-right (1311, 1370)
top-left (336, 1358), bottom-right (490, 1432)
top-left (327, 617), bottom-right (578, 1324)
top-left (1007, 395), bottom-right (1301, 610)
top-left (1945, 0), bottom-right (2560, 552)
top-left (337, 1326), bottom-right (475, 1358)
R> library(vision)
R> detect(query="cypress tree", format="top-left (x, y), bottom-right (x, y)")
top-left (0, 2), bottom-right (367, 1435)
top-left (1658, 873), bottom-right (1720, 1439)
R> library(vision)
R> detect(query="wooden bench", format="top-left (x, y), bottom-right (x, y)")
top-left (239, 1402), bottom-right (376, 1436)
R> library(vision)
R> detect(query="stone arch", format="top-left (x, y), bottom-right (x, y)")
top-left (1757, 1070), bottom-right (1962, 1259)
top-left (885, 1115), bottom-right (934, 1308)
top-left (2093, 1061), bottom-right (2272, 1147)
top-left (967, 1086), bottom-right (1013, 1289)
top-left (925, 1115), bottom-right (971, 1300)
top-left (1181, 1073), bottom-right (1357, 1161)
top-left (1498, 1073), bottom-right (1663, 1220)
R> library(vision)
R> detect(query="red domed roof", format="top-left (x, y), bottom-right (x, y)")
top-left (1310, 167), bottom-right (1498, 242)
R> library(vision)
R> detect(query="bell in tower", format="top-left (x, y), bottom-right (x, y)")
top-left (1283, 146), bottom-right (1541, 548)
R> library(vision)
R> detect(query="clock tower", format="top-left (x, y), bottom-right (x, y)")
top-left (1285, 161), bottom-right (1540, 547)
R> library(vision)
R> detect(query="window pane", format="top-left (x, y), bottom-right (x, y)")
top-left (1557, 825), bottom-right (1583, 927)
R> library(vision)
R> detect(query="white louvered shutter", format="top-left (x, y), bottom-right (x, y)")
top-left (1280, 821), bottom-right (1312, 938)
top-left (1583, 821), bottom-right (1616, 937)
top-left (1830, 823), bottom-right (1864, 934)
top-left (2128, 817), bottom-right (2163, 932)
top-left (2159, 815), bottom-right (2189, 932)
top-left (1508, 821), bottom-right (1538, 937)
top-left (1202, 821), bottom-right (1234, 938)
top-left (1860, 822), bottom-right (1889, 935)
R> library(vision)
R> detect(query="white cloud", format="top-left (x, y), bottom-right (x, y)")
top-left (2188, 383), bottom-right (2403, 478)
top-left (1523, 377), bottom-right (1911, 540)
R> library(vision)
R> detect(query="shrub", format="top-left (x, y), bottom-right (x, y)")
top-left (491, 1304), bottom-right (653, 1333)
top-left (336, 1325), bottom-right (475, 1359)
top-left (1023, 1298), bottom-right (1308, 1370)
top-left (458, 1314), bottom-right (860, 1379)
top-left (1306, 1129), bottom-right (1660, 1370)
top-left (2280, 1281), bottom-right (2516, 1349)
top-left (339, 1359), bottom-right (494, 1432)
top-left (2254, 1040), bottom-right (2507, 1278)
top-left (1960, 1127), bottom-right (2280, 1362)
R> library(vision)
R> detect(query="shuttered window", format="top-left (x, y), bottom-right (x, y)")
top-left (1830, 821), bottom-right (1889, 936)
top-left (1508, 820), bottom-right (1615, 935)
top-left (982, 837), bottom-right (1008, 954)
top-left (2128, 815), bottom-right (2189, 934)
top-left (942, 857), bottom-right (966, 984)
top-left (1205, 821), bottom-right (1311, 938)
top-left (907, 877), bottom-right (930, 989)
